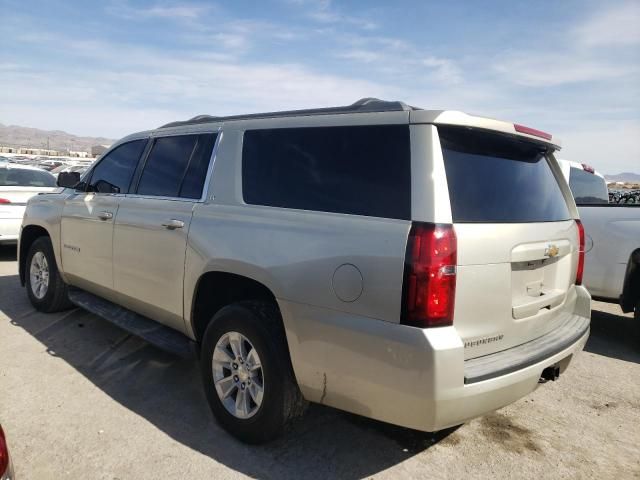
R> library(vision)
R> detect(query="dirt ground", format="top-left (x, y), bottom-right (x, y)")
top-left (0, 244), bottom-right (638, 479)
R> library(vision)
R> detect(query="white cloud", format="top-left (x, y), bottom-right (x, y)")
top-left (574, 2), bottom-right (640, 47)
top-left (106, 1), bottom-right (211, 21)
top-left (2, 1), bottom-right (639, 173)
top-left (493, 52), bottom-right (637, 87)
top-left (289, 0), bottom-right (377, 29)
top-left (0, 38), bottom-right (393, 137)
top-left (144, 5), bottom-right (207, 19)
top-left (337, 50), bottom-right (381, 63)
top-left (421, 56), bottom-right (463, 84)
top-left (558, 121), bottom-right (640, 174)
top-left (493, 2), bottom-right (640, 88)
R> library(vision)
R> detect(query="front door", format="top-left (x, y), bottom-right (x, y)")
top-left (60, 139), bottom-right (148, 295)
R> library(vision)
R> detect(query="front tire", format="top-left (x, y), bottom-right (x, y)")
top-left (200, 301), bottom-right (306, 444)
top-left (25, 236), bottom-right (73, 312)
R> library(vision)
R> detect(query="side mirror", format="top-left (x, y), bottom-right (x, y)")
top-left (57, 171), bottom-right (81, 188)
top-left (94, 179), bottom-right (120, 194)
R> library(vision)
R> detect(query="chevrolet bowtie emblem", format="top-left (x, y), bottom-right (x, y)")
top-left (545, 244), bottom-right (559, 258)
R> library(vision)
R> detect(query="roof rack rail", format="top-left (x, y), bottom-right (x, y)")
top-left (158, 98), bottom-right (419, 129)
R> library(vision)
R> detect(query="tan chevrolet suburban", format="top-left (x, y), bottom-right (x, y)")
top-left (19, 98), bottom-right (591, 443)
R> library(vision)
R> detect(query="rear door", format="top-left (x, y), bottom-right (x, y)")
top-left (112, 132), bottom-right (217, 332)
top-left (61, 139), bottom-right (147, 292)
top-left (436, 126), bottom-right (580, 360)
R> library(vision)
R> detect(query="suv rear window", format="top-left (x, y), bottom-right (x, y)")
top-left (242, 125), bottom-right (411, 220)
top-left (0, 168), bottom-right (56, 187)
top-left (439, 126), bottom-right (571, 223)
top-left (568, 167), bottom-right (609, 204)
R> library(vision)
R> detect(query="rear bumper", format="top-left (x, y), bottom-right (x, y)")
top-left (464, 314), bottom-right (589, 384)
top-left (429, 325), bottom-right (588, 431)
top-left (0, 218), bottom-right (21, 243)
top-left (280, 285), bottom-right (591, 432)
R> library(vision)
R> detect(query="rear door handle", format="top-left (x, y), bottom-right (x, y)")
top-left (98, 211), bottom-right (113, 221)
top-left (162, 219), bottom-right (185, 230)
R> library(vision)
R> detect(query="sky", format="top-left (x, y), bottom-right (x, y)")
top-left (1, 0), bottom-right (639, 173)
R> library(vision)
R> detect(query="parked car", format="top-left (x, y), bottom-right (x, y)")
top-left (1, 163), bottom-right (56, 244)
top-left (0, 424), bottom-right (15, 480)
top-left (20, 98), bottom-right (590, 443)
top-left (50, 164), bottom-right (89, 178)
top-left (558, 160), bottom-right (640, 319)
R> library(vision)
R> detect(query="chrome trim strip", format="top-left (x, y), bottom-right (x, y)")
top-left (201, 128), bottom-right (223, 203)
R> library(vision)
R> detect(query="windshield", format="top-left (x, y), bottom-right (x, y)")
top-left (568, 167), bottom-right (609, 204)
top-left (439, 126), bottom-right (571, 223)
top-left (0, 167), bottom-right (56, 187)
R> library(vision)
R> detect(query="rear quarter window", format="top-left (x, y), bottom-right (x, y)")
top-left (242, 125), bottom-right (411, 220)
top-left (568, 167), bottom-right (609, 204)
top-left (439, 126), bottom-right (571, 223)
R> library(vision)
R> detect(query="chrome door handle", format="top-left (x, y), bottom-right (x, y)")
top-left (162, 219), bottom-right (185, 230)
top-left (98, 211), bottom-right (113, 221)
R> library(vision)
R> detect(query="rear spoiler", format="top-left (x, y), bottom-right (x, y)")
top-left (410, 110), bottom-right (561, 149)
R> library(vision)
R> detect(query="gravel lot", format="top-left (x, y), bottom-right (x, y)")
top-left (1, 245), bottom-right (638, 479)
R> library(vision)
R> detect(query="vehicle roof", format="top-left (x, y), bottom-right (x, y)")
top-left (116, 97), bottom-right (561, 149)
top-left (0, 162), bottom-right (55, 174)
top-left (557, 158), bottom-right (605, 179)
top-left (158, 98), bottom-right (418, 128)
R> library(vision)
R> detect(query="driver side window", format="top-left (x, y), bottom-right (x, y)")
top-left (89, 139), bottom-right (147, 193)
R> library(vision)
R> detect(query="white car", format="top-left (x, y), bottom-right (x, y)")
top-left (558, 159), bottom-right (640, 319)
top-left (0, 162), bottom-right (57, 244)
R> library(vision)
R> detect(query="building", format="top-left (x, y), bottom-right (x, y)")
top-left (91, 145), bottom-right (111, 157)
top-left (0, 145), bottom-right (62, 156)
top-left (68, 150), bottom-right (90, 158)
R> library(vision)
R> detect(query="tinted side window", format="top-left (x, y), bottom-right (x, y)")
top-left (568, 167), bottom-right (609, 204)
top-left (179, 133), bottom-right (218, 199)
top-left (242, 125), bottom-right (411, 219)
top-left (90, 140), bottom-right (146, 193)
top-left (440, 126), bottom-right (571, 223)
top-left (136, 133), bottom-right (217, 198)
top-left (137, 135), bottom-right (197, 197)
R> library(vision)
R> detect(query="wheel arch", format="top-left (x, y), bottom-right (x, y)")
top-left (19, 224), bottom-right (51, 285)
top-left (190, 270), bottom-right (282, 344)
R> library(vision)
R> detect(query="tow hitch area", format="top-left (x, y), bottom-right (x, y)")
top-left (540, 365), bottom-right (560, 383)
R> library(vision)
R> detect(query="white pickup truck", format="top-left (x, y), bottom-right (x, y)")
top-left (558, 160), bottom-right (640, 319)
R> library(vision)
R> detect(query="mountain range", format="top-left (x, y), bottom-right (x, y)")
top-left (0, 123), bottom-right (115, 153)
top-left (604, 172), bottom-right (640, 183)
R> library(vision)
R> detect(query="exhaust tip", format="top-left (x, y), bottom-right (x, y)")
top-left (540, 365), bottom-right (560, 383)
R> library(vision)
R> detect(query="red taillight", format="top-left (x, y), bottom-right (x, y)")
top-left (401, 223), bottom-right (457, 327)
top-left (0, 425), bottom-right (8, 476)
top-left (0, 198), bottom-right (10, 205)
top-left (581, 163), bottom-right (595, 174)
top-left (514, 123), bottom-right (553, 141)
top-left (575, 220), bottom-right (585, 286)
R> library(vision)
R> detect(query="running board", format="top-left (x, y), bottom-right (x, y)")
top-left (68, 287), bottom-right (197, 359)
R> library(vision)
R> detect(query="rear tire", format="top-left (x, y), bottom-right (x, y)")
top-left (200, 301), bottom-right (306, 444)
top-left (25, 236), bottom-right (73, 312)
